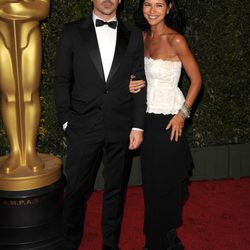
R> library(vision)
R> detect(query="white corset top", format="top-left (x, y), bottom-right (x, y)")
top-left (145, 57), bottom-right (185, 115)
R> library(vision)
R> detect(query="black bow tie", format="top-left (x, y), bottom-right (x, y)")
top-left (95, 19), bottom-right (117, 29)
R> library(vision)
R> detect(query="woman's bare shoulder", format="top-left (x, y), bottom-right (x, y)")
top-left (168, 33), bottom-right (186, 46)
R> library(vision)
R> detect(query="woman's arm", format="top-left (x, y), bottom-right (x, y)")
top-left (172, 34), bottom-right (202, 107)
top-left (129, 76), bottom-right (145, 94)
top-left (166, 34), bottom-right (202, 142)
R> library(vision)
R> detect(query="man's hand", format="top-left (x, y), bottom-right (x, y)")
top-left (129, 130), bottom-right (143, 150)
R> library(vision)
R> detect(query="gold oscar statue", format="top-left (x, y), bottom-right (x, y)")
top-left (0, 0), bottom-right (61, 191)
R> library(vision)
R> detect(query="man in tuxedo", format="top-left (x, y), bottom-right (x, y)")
top-left (54, 0), bottom-right (146, 249)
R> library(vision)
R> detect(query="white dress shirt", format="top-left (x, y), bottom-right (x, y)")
top-left (93, 13), bottom-right (117, 82)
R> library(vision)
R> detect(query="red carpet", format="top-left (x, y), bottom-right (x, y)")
top-left (79, 178), bottom-right (250, 250)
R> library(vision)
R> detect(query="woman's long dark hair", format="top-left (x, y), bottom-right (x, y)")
top-left (134, 0), bottom-right (185, 34)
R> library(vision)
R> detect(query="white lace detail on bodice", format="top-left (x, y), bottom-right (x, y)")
top-left (145, 57), bottom-right (185, 115)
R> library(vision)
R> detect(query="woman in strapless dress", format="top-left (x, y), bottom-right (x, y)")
top-left (130, 1), bottom-right (202, 249)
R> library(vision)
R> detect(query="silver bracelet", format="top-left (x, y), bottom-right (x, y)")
top-left (178, 102), bottom-right (191, 119)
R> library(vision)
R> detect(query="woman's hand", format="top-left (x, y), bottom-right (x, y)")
top-left (129, 75), bottom-right (145, 94)
top-left (166, 114), bottom-right (185, 142)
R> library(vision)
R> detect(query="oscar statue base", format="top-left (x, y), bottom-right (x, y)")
top-left (0, 153), bottom-right (62, 191)
top-left (0, 153), bottom-right (64, 249)
top-left (0, 178), bottom-right (65, 250)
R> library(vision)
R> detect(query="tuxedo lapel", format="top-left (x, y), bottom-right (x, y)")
top-left (78, 17), bottom-right (105, 82)
top-left (77, 17), bottom-right (130, 85)
top-left (106, 21), bottom-right (130, 85)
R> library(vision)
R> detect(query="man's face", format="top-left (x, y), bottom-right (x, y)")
top-left (92, 0), bottom-right (120, 20)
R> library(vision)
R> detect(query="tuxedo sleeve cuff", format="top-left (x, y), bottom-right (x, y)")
top-left (132, 127), bottom-right (144, 132)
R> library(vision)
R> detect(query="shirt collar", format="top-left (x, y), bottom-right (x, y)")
top-left (92, 12), bottom-right (118, 27)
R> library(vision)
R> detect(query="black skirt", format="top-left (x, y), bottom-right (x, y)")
top-left (141, 113), bottom-right (192, 236)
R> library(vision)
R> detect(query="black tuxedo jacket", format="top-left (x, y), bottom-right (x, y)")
top-left (54, 16), bottom-right (146, 140)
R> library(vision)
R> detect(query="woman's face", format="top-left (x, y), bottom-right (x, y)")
top-left (143, 0), bottom-right (170, 26)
